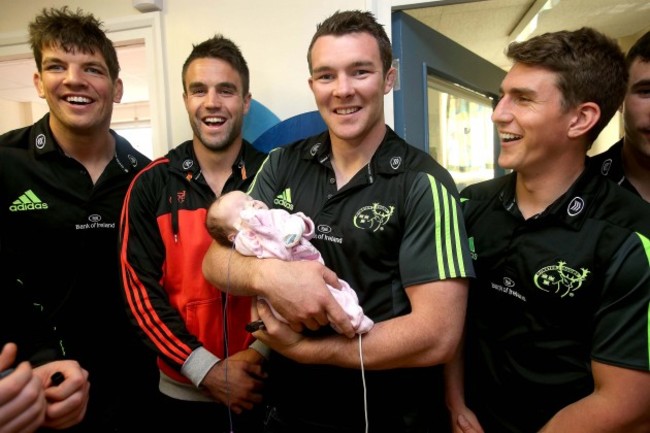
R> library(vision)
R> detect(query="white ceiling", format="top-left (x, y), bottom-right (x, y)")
top-left (1, 0), bottom-right (649, 105)
top-left (406, 0), bottom-right (650, 70)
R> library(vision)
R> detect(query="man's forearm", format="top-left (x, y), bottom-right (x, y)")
top-left (202, 240), bottom-right (263, 296)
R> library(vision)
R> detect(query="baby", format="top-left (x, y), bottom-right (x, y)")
top-left (206, 190), bottom-right (373, 334)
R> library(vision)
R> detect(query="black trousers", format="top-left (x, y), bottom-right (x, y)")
top-left (156, 393), bottom-right (265, 433)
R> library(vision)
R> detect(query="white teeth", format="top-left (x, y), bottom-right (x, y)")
top-left (500, 133), bottom-right (521, 141)
top-left (336, 107), bottom-right (358, 115)
top-left (204, 117), bottom-right (225, 124)
top-left (66, 96), bottom-right (91, 104)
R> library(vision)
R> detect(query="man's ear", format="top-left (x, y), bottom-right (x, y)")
top-left (568, 102), bottom-right (600, 139)
top-left (33, 72), bottom-right (45, 99)
top-left (242, 92), bottom-right (252, 116)
top-left (383, 67), bottom-right (397, 95)
top-left (113, 78), bottom-right (124, 103)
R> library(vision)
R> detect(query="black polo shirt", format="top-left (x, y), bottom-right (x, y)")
top-left (0, 113), bottom-right (151, 381)
top-left (249, 126), bottom-right (474, 431)
top-left (590, 138), bottom-right (643, 197)
top-left (460, 166), bottom-right (650, 432)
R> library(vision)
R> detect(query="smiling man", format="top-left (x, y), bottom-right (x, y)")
top-left (119, 35), bottom-right (267, 432)
top-left (0, 6), bottom-right (157, 432)
top-left (202, 10), bottom-right (474, 433)
top-left (446, 28), bottom-right (650, 433)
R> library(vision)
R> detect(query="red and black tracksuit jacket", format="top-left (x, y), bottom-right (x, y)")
top-left (119, 140), bottom-right (266, 383)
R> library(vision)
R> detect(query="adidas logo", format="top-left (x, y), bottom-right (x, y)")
top-left (274, 188), bottom-right (294, 211)
top-left (9, 189), bottom-right (48, 212)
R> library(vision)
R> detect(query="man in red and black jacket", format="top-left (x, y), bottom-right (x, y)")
top-left (119, 35), bottom-right (267, 433)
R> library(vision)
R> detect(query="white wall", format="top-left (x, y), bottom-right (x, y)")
top-left (0, 0), bottom-right (629, 157)
top-left (0, 0), bottom-right (365, 153)
top-left (0, 100), bottom-right (30, 132)
top-left (163, 0), bottom-right (366, 146)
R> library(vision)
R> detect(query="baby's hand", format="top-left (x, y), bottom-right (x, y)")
top-left (281, 217), bottom-right (305, 247)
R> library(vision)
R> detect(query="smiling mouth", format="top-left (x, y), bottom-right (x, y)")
top-left (204, 116), bottom-right (225, 126)
top-left (335, 107), bottom-right (360, 115)
top-left (499, 132), bottom-right (522, 142)
top-left (65, 96), bottom-right (92, 105)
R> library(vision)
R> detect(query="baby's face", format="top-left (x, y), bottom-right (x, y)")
top-left (219, 191), bottom-right (268, 231)
top-left (242, 195), bottom-right (268, 212)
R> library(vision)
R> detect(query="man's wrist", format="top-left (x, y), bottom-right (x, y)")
top-left (181, 347), bottom-right (220, 387)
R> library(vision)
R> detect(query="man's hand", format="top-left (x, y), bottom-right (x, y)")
top-left (251, 300), bottom-right (306, 361)
top-left (200, 349), bottom-right (266, 414)
top-left (0, 343), bottom-right (46, 433)
top-left (258, 260), bottom-right (356, 337)
top-left (453, 413), bottom-right (484, 433)
top-left (34, 360), bottom-right (90, 430)
top-left (203, 241), bottom-right (356, 337)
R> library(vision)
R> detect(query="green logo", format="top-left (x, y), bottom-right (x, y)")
top-left (468, 236), bottom-right (477, 260)
top-left (534, 261), bottom-right (590, 298)
top-left (274, 188), bottom-right (294, 211)
top-left (353, 203), bottom-right (394, 232)
top-left (9, 189), bottom-right (48, 212)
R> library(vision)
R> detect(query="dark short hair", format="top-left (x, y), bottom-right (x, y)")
top-left (28, 6), bottom-right (120, 81)
top-left (205, 196), bottom-right (234, 247)
top-left (626, 31), bottom-right (650, 68)
top-left (181, 35), bottom-right (250, 96)
top-left (307, 10), bottom-right (392, 75)
top-left (506, 27), bottom-right (627, 144)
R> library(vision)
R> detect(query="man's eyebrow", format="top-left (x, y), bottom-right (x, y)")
top-left (350, 60), bottom-right (374, 68)
top-left (506, 86), bottom-right (536, 97)
top-left (41, 56), bottom-right (64, 64)
top-left (216, 82), bottom-right (238, 90)
top-left (630, 78), bottom-right (650, 89)
top-left (312, 65), bottom-right (333, 74)
top-left (186, 81), bottom-right (240, 94)
top-left (83, 60), bottom-right (108, 70)
top-left (187, 81), bottom-right (206, 90)
top-left (312, 60), bottom-right (375, 74)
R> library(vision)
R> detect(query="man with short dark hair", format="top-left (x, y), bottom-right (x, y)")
top-left (203, 10), bottom-right (473, 432)
top-left (446, 27), bottom-right (650, 433)
top-left (119, 35), bottom-right (267, 432)
top-left (0, 6), bottom-right (156, 432)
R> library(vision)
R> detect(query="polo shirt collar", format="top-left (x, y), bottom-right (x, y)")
top-left (29, 114), bottom-right (59, 157)
top-left (300, 126), bottom-right (410, 176)
top-left (499, 164), bottom-right (598, 230)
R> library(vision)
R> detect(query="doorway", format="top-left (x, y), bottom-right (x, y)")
top-left (391, 10), bottom-right (506, 191)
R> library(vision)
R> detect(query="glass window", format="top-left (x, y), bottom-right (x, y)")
top-left (427, 75), bottom-right (497, 192)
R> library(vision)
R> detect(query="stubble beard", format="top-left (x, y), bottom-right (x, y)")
top-left (192, 119), bottom-right (238, 153)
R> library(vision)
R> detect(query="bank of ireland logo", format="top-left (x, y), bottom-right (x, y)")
top-left (533, 261), bottom-right (590, 298)
top-left (353, 202), bottom-right (394, 232)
